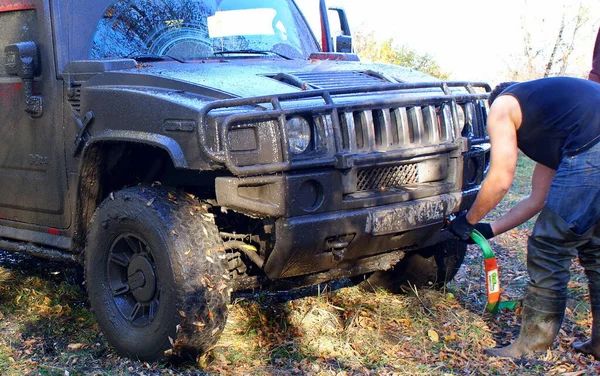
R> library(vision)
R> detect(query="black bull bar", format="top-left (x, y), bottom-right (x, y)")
top-left (199, 81), bottom-right (490, 176)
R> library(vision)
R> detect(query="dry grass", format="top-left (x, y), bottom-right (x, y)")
top-left (0, 155), bottom-right (599, 375)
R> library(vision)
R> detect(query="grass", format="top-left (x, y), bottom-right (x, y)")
top-left (0, 154), bottom-right (598, 374)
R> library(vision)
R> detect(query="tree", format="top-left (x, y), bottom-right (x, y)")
top-left (506, 1), bottom-right (596, 80)
top-left (354, 31), bottom-right (450, 80)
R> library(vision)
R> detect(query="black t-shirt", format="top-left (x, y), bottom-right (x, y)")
top-left (500, 77), bottom-right (600, 169)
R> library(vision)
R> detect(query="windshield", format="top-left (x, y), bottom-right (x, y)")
top-left (90, 0), bottom-right (319, 60)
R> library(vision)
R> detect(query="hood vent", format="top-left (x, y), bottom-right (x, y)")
top-left (269, 70), bottom-right (392, 90)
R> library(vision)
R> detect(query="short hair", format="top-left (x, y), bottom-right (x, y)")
top-left (488, 81), bottom-right (518, 106)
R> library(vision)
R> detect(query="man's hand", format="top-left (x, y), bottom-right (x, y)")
top-left (465, 223), bottom-right (495, 244)
top-left (449, 214), bottom-right (476, 242)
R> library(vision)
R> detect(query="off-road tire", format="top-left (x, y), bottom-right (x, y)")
top-left (354, 240), bottom-right (466, 293)
top-left (84, 186), bottom-right (230, 361)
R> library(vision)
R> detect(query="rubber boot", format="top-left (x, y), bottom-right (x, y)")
top-left (485, 286), bottom-right (566, 358)
top-left (572, 304), bottom-right (600, 359)
top-left (571, 222), bottom-right (600, 359)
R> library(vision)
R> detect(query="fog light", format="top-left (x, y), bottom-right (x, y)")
top-left (297, 180), bottom-right (324, 211)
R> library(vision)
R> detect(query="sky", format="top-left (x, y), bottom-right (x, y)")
top-left (330, 0), bottom-right (600, 84)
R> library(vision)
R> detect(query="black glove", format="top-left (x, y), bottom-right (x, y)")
top-left (448, 214), bottom-right (475, 242)
top-left (465, 223), bottom-right (495, 244)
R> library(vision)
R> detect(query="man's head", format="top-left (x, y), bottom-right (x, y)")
top-left (488, 82), bottom-right (518, 106)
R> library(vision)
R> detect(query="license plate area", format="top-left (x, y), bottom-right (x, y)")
top-left (368, 193), bottom-right (460, 235)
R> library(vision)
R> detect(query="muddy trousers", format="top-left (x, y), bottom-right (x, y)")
top-left (486, 208), bottom-right (600, 358)
top-left (487, 142), bottom-right (600, 358)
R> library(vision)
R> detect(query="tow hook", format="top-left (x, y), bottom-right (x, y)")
top-left (442, 214), bottom-right (456, 231)
top-left (325, 234), bottom-right (355, 262)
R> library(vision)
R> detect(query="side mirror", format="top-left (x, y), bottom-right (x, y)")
top-left (327, 8), bottom-right (353, 53)
top-left (335, 35), bottom-right (353, 54)
top-left (4, 41), bottom-right (43, 117)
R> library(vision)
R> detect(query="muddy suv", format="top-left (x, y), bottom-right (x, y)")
top-left (0, 0), bottom-right (490, 360)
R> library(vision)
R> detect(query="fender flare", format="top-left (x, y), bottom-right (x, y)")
top-left (72, 131), bottom-right (188, 249)
top-left (84, 130), bottom-right (188, 168)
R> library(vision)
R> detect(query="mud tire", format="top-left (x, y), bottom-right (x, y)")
top-left (354, 240), bottom-right (466, 293)
top-left (85, 186), bottom-right (229, 361)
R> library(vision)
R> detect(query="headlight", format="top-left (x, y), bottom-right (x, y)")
top-left (455, 104), bottom-right (466, 132)
top-left (287, 116), bottom-right (311, 155)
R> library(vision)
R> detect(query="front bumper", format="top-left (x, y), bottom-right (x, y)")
top-left (215, 143), bottom-right (488, 280)
top-left (263, 190), bottom-right (477, 279)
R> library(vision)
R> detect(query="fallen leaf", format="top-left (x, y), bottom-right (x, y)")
top-left (444, 333), bottom-right (457, 342)
top-left (428, 329), bottom-right (440, 342)
top-left (392, 318), bottom-right (412, 327)
top-left (67, 343), bottom-right (85, 350)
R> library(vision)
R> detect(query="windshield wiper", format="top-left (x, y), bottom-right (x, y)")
top-left (126, 54), bottom-right (186, 63)
top-left (213, 49), bottom-right (292, 60)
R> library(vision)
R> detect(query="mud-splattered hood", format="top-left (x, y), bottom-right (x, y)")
top-left (104, 57), bottom-right (439, 99)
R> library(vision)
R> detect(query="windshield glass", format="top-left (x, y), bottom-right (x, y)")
top-left (90, 0), bottom-right (319, 60)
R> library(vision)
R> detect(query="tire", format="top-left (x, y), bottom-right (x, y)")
top-left (354, 240), bottom-right (467, 293)
top-left (84, 186), bottom-right (230, 361)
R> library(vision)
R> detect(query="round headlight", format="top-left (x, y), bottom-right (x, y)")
top-left (287, 116), bottom-right (311, 155)
top-left (455, 105), bottom-right (466, 132)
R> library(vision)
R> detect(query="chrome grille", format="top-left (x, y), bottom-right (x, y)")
top-left (474, 100), bottom-right (488, 139)
top-left (357, 164), bottom-right (419, 192)
top-left (338, 104), bottom-right (453, 152)
top-left (460, 100), bottom-right (489, 140)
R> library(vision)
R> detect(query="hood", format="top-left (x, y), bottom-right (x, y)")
top-left (110, 58), bottom-right (439, 99)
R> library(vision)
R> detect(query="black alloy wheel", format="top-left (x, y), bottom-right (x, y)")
top-left (107, 233), bottom-right (160, 327)
top-left (85, 187), bottom-right (230, 361)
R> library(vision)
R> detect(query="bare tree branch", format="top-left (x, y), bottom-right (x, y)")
top-left (559, 2), bottom-right (589, 75)
top-left (544, 10), bottom-right (565, 77)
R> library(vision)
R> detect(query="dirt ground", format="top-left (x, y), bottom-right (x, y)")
top-left (0, 156), bottom-right (599, 375)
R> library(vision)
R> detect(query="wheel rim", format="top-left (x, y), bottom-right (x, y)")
top-left (107, 234), bottom-right (160, 327)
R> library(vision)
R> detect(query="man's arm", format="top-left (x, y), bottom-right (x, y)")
top-left (490, 163), bottom-right (555, 235)
top-left (465, 95), bottom-right (520, 225)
